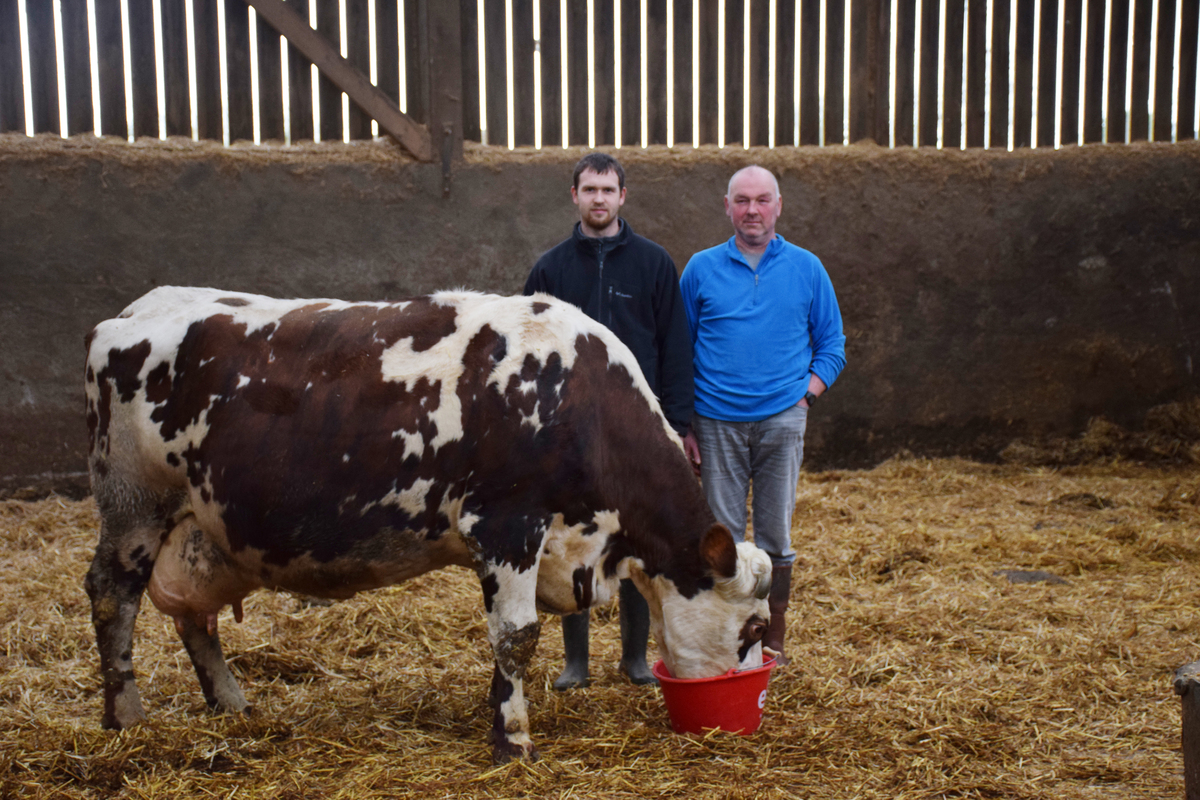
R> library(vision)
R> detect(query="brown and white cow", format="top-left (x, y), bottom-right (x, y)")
top-left (84, 286), bottom-right (772, 762)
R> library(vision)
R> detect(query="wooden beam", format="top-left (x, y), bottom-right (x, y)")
top-left (240, 0), bottom-right (432, 160)
top-left (1176, 660), bottom-right (1200, 800)
top-left (424, 0), bottom-right (464, 195)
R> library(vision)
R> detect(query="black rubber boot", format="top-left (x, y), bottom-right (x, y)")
top-left (763, 564), bottom-right (792, 666)
top-left (552, 611), bottom-right (591, 690)
top-left (618, 579), bottom-right (658, 685)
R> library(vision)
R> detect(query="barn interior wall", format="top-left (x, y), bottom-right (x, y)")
top-left (1, 135), bottom-right (1197, 496)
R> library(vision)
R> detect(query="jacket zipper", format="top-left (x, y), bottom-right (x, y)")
top-left (597, 240), bottom-right (608, 325)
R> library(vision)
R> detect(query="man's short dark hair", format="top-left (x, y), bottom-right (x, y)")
top-left (573, 153), bottom-right (625, 190)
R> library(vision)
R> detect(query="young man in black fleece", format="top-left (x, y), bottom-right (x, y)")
top-left (523, 153), bottom-right (695, 689)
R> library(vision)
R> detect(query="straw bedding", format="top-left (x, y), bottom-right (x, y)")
top-left (1, 457), bottom-right (1196, 798)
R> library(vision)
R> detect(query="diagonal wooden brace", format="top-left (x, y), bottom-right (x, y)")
top-left (241, 0), bottom-right (432, 161)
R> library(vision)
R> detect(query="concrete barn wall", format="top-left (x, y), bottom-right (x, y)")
top-left (1, 135), bottom-right (1198, 496)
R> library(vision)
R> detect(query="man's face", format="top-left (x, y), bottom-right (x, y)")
top-left (724, 168), bottom-right (782, 248)
top-left (572, 168), bottom-right (626, 236)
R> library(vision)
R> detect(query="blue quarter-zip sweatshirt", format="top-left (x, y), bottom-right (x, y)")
top-left (680, 234), bottom-right (846, 421)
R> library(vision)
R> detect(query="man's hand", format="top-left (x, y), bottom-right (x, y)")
top-left (682, 430), bottom-right (702, 477)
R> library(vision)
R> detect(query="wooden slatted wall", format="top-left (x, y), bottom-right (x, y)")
top-left (1, 0), bottom-right (1197, 149)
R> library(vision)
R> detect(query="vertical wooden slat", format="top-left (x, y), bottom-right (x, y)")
top-left (193, 0), bottom-right (221, 140)
top-left (1056, 0), bottom-right (1082, 145)
top-left (697, 0), bottom-right (719, 145)
top-left (748, 0), bottom-right (770, 146)
top-left (797, 0), bottom-right (821, 144)
top-left (427, 0), bottom-right (463, 161)
top-left (829, 0), bottom-right (850, 145)
top-left (1033, 0), bottom-right (1057, 147)
top-left (1178, 0), bottom-right (1200, 140)
top-left (256, 3), bottom-right (285, 140)
top-left (590, 0), bottom-right (613, 145)
top-left (1128, 0), bottom-right (1151, 140)
top-left (942, 0), bottom-right (966, 148)
top-left (315, 0), bottom-right (341, 140)
top-left (0, 0), bottom-right (22, 133)
top-left (1079, 0), bottom-right (1106, 143)
top-left (892, 0), bottom-right (916, 146)
top-left (721, 0), bottom-right (743, 146)
top-left (566, 0), bottom-right (588, 144)
top-left (1149, 0), bottom-right (1174, 141)
top-left (62, 0), bottom-right (94, 135)
top-left (127, 0), bottom-right (158, 138)
top-left (161, 0), bottom-right (192, 137)
top-left (512, 0), bottom-right (535, 146)
top-left (481, 0), bottom-right (505, 144)
top-left (459, 0), bottom-right (481, 141)
top-left (224, 0), bottom-right (253, 142)
top-left (873, 0), bottom-right (894, 145)
top-left (538, 0), bottom-right (563, 147)
top-left (620, 0), bottom-right (641, 148)
top-left (645, 0), bottom-right (667, 145)
top-left (773, 0), bottom-right (796, 146)
top-left (25, 0), bottom-right (57, 135)
top-left (987, 0), bottom-right (1011, 147)
top-left (850, 0), bottom-right (888, 144)
top-left (964, 0), bottom-right (988, 147)
top-left (915, 0), bottom-right (940, 146)
top-left (1010, 0), bottom-right (1033, 147)
top-left (94, 0), bottom-right (128, 137)
top-left (344, 0), bottom-right (369, 138)
top-left (670, 0), bottom-right (693, 146)
top-left (403, 0), bottom-right (422, 122)
top-left (1102, 0), bottom-right (1128, 141)
top-left (281, 0), bottom-right (313, 140)
top-left (375, 0), bottom-right (399, 110)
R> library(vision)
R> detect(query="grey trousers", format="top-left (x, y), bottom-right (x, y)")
top-left (693, 404), bottom-right (808, 566)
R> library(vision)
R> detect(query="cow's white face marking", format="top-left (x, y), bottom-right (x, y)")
top-left (631, 542), bottom-right (772, 679)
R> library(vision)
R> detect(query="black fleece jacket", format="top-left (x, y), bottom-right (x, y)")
top-left (523, 220), bottom-right (694, 435)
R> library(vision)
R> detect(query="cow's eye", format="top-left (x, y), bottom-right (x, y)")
top-left (746, 616), bottom-right (768, 642)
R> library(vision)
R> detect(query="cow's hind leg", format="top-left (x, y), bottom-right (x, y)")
top-left (176, 618), bottom-right (249, 715)
top-left (84, 487), bottom-right (178, 729)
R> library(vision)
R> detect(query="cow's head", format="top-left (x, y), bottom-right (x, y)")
top-left (629, 525), bottom-right (773, 679)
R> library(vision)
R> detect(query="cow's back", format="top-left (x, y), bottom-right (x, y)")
top-left (85, 286), bottom-right (669, 568)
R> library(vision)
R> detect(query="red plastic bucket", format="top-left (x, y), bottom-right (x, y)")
top-left (653, 656), bottom-right (777, 735)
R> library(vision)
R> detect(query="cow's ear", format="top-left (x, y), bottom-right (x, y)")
top-left (700, 524), bottom-right (738, 579)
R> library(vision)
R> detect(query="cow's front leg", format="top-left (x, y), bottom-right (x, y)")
top-left (479, 563), bottom-right (543, 763)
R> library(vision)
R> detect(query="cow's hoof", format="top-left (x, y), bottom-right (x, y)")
top-left (101, 709), bottom-right (145, 730)
top-left (492, 741), bottom-right (539, 764)
top-left (101, 689), bottom-right (147, 730)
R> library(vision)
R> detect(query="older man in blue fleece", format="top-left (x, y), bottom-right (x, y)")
top-left (680, 165), bottom-right (847, 666)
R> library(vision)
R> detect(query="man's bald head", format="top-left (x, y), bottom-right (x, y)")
top-left (726, 166), bottom-right (780, 201)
